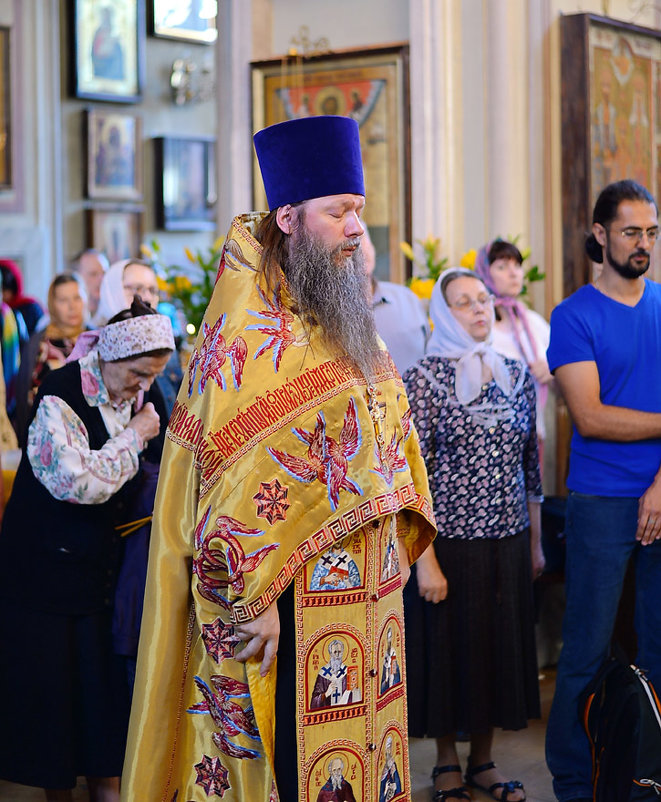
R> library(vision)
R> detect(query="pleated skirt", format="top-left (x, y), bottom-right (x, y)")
top-left (403, 530), bottom-right (540, 738)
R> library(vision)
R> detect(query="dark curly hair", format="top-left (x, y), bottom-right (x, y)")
top-left (585, 180), bottom-right (657, 263)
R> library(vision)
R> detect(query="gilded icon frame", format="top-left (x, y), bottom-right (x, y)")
top-left (251, 44), bottom-right (411, 283)
top-left (86, 108), bottom-right (143, 201)
top-left (561, 13), bottom-right (661, 293)
top-left (71, 0), bottom-right (144, 103)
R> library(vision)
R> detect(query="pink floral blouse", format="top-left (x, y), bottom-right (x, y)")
top-left (26, 350), bottom-right (144, 504)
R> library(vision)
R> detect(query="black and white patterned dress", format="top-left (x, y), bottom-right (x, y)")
top-left (402, 354), bottom-right (542, 737)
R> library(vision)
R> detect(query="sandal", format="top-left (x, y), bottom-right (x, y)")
top-left (431, 764), bottom-right (471, 801)
top-left (464, 760), bottom-right (526, 802)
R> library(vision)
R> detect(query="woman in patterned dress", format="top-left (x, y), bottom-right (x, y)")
top-left (0, 300), bottom-right (174, 801)
top-left (402, 268), bottom-right (545, 802)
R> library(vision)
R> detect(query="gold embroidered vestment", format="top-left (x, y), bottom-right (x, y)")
top-left (121, 214), bottom-right (435, 802)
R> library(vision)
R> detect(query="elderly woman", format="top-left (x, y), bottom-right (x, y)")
top-left (15, 274), bottom-right (87, 446)
top-left (403, 268), bottom-right (544, 802)
top-left (474, 240), bottom-right (552, 465)
top-left (0, 299), bottom-right (174, 801)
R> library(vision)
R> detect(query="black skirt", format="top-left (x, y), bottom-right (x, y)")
top-left (403, 530), bottom-right (540, 738)
top-left (0, 602), bottom-right (130, 789)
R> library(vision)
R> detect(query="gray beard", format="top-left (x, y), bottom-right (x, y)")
top-left (284, 227), bottom-right (381, 381)
top-left (329, 656), bottom-right (343, 673)
top-left (331, 775), bottom-right (343, 790)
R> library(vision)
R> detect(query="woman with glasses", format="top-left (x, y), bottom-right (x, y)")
top-left (402, 267), bottom-right (544, 802)
top-left (97, 258), bottom-right (162, 324)
top-left (474, 239), bottom-right (552, 469)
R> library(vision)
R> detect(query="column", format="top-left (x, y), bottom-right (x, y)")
top-left (216, 0), bottom-right (256, 231)
top-left (485, 0), bottom-right (529, 241)
top-left (408, 0), bottom-right (464, 266)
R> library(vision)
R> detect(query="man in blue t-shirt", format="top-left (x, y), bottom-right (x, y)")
top-left (545, 180), bottom-right (660, 802)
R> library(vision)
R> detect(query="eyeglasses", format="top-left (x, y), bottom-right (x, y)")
top-left (608, 226), bottom-right (659, 244)
top-left (449, 294), bottom-right (493, 311)
top-left (123, 283), bottom-right (160, 300)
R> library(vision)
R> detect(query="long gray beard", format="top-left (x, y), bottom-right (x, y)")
top-left (332, 775), bottom-right (343, 790)
top-left (329, 656), bottom-right (343, 673)
top-left (284, 228), bottom-right (381, 381)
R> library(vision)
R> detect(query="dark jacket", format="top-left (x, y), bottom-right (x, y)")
top-left (0, 361), bottom-right (139, 614)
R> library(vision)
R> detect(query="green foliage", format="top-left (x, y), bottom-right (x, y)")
top-left (142, 237), bottom-right (224, 335)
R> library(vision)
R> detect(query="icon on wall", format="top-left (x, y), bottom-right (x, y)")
top-left (71, 0), bottom-right (145, 103)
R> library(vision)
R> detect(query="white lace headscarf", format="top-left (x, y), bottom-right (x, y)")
top-left (426, 267), bottom-right (513, 405)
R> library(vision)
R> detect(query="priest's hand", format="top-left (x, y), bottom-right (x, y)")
top-left (234, 601), bottom-right (280, 677)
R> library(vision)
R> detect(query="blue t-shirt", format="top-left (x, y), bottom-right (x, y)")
top-left (547, 279), bottom-right (661, 496)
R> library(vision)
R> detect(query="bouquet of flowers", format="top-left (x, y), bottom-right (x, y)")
top-left (401, 234), bottom-right (543, 304)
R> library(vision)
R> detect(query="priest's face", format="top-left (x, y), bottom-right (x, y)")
top-left (283, 195), bottom-right (381, 379)
top-left (296, 193), bottom-right (365, 262)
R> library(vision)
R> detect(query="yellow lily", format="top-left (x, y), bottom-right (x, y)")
top-left (459, 249), bottom-right (477, 269)
top-left (400, 241), bottom-right (415, 261)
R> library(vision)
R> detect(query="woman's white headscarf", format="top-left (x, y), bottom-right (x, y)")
top-left (96, 259), bottom-right (131, 325)
top-left (426, 267), bottom-right (512, 404)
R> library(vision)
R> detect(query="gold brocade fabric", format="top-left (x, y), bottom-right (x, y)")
top-left (121, 214), bottom-right (435, 802)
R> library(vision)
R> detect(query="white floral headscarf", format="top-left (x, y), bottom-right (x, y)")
top-left (67, 314), bottom-right (174, 365)
top-left (98, 315), bottom-right (174, 361)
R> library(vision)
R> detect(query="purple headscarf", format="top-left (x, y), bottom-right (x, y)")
top-left (473, 240), bottom-right (541, 366)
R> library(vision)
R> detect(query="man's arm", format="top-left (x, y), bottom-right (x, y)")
top-left (638, 464), bottom-right (661, 545)
top-left (555, 361), bottom-right (661, 440)
top-left (556, 361), bottom-right (661, 544)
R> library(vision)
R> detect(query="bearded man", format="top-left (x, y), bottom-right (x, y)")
top-left (310, 639), bottom-right (352, 709)
top-left (379, 737), bottom-right (402, 802)
top-left (546, 180), bottom-right (661, 802)
top-left (380, 626), bottom-right (401, 694)
top-left (317, 757), bottom-right (357, 802)
top-left (121, 115), bottom-right (435, 802)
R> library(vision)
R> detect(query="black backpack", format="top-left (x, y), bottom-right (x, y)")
top-left (580, 651), bottom-right (661, 800)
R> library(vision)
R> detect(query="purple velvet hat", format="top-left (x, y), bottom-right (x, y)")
top-left (253, 115), bottom-right (365, 210)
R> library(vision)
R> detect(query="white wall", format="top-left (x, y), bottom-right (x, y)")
top-left (271, 0), bottom-right (408, 54)
top-left (0, 0), bottom-right (60, 299)
top-left (60, 0), bottom-right (217, 278)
